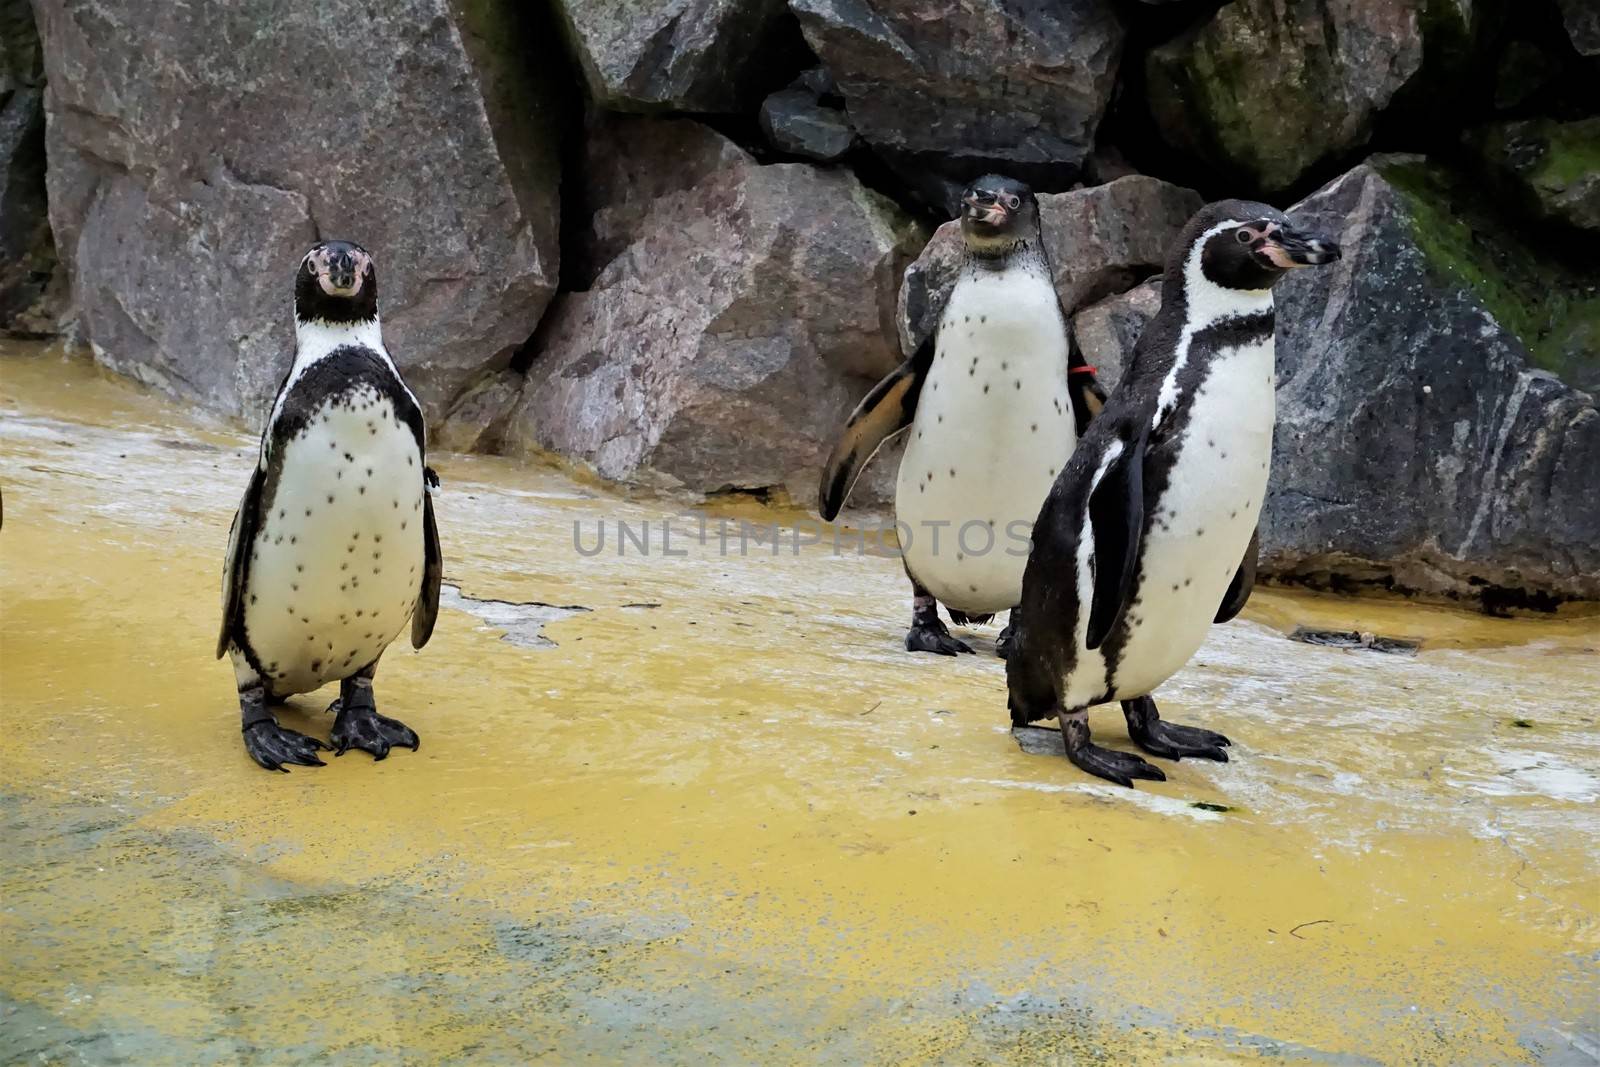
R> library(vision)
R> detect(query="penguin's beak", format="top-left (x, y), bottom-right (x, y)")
top-left (318, 253), bottom-right (363, 296)
top-left (962, 194), bottom-right (1009, 227)
top-left (1263, 226), bottom-right (1341, 268)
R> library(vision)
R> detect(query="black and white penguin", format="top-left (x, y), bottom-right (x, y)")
top-left (217, 241), bottom-right (443, 771)
top-left (1006, 200), bottom-right (1340, 786)
top-left (819, 176), bottom-right (1105, 657)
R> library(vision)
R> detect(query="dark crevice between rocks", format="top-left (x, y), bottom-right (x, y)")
top-left (1367, 0), bottom-right (1510, 160)
top-left (1, 0), bottom-right (57, 338)
top-left (471, 0), bottom-right (586, 380)
top-left (509, 294), bottom-right (563, 375)
top-left (694, 9), bottom-right (820, 158)
top-left (1263, 572), bottom-right (1577, 617)
top-left (1098, 0), bottom-right (1243, 203)
top-left (704, 484), bottom-right (789, 507)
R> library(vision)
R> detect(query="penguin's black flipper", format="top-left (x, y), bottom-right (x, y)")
top-left (411, 488), bottom-right (443, 649)
top-left (1064, 328), bottom-right (1109, 435)
top-left (817, 334), bottom-right (935, 520)
top-left (216, 466), bottom-right (264, 659)
top-left (1085, 427), bottom-right (1147, 651)
top-left (1214, 527), bottom-right (1260, 624)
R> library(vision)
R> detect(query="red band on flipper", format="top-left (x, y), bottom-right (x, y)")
top-left (1069, 365), bottom-right (1099, 376)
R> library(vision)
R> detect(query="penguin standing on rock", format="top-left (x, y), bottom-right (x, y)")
top-left (819, 176), bottom-right (1105, 658)
top-left (218, 241), bottom-right (443, 771)
top-left (1006, 201), bottom-right (1340, 786)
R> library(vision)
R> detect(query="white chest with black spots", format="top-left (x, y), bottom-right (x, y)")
top-left (1103, 334), bottom-right (1276, 702)
top-left (897, 263), bottom-right (1073, 614)
top-left (242, 384), bottom-right (426, 695)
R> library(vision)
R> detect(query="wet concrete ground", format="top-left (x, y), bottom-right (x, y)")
top-left (2, 345), bottom-right (1598, 1064)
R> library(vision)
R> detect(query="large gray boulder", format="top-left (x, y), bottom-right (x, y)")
top-left (553, 0), bottom-right (799, 113)
top-left (1146, 0), bottom-right (1472, 193)
top-left (36, 0), bottom-right (562, 420)
top-left (1269, 158), bottom-right (1600, 607)
top-left (0, 0), bottom-right (52, 332)
top-left (452, 116), bottom-right (925, 498)
top-left (789, 0), bottom-right (1123, 192)
top-left (898, 176), bottom-right (1200, 353)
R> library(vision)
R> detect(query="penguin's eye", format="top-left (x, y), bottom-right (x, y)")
top-left (1005, 195), bottom-right (1021, 210)
top-left (1235, 228), bottom-right (1254, 244)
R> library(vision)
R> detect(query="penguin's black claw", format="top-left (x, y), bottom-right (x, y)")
top-left (1069, 743), bottom-right (1168, 788)
top-left (243, 720), bottom-right (329, 772)
top-left (905, 622), bottom-right (974, 656)
top-left (1130, 720), bottom-right (1232, 763)
top-left (995, 624), bottom-right (1016, 660)
top-left (328, 698), bottom-right (419, 761)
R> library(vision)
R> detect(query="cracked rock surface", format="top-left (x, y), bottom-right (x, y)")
top-left (790, 0), bottom-right (1123, 193)
top-left (552, 0), bottom-right (798, 113)
top-left (467, 116), bottom-right (925, 501)
top-left (34, 0), bottom-right (562, 421)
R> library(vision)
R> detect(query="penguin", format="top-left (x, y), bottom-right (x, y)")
top-left (217, 240), bottom-right (443, 771)
top-left (1005, 200), bottom-right (1340, 786)
top-left (819, 175), bottom-right (1105, 658)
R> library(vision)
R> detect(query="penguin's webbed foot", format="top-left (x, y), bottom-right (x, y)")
top-left (995, 623), bottom-right (1016, 660)
top-left (1060, 708), bottom-right (1165, 788)
top-left (328, 697), bottom-right (419, 761)
top-left (243, 719), bottom-right (328, 772)
top-left (1068, 741), bottom-right (1167, 788)
top-left (1123, 696), bottom-right (1230, 762)
top-left (906, 620), bottom-right (973, 656)
top-left (1130, 720), bottom-right (1231, 762)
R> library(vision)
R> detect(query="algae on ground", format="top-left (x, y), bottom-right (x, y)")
top-left (1379, 157), bottom-right (1600, 391)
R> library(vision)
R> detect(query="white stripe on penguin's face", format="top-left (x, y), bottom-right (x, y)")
top-left (1151, 220), bottom-right (1275, 432)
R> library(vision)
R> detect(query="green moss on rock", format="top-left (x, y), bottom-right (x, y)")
top-left (1532, 120), bottom-right (1600, 190)
top-left (1379, 158), bottom-right (1600, 391)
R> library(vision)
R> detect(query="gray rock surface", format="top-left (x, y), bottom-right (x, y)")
top-left (899, 176), bottom-right (1200, 353)
top-left (1269, 159), bottom-right (1600, 606)
top-left (1470, 117), bottom-right (1600, 233)
top-left (1555, 0), bottom-right (1600, 56)
top-left (1146, 0), bottom-right (1441, 192)
top-left (36, 0), bottom-right (562, 419)
top-left (1040, 177), bottom-right (1203, 313)
top-left (468, 117), bottom-right (925, 498)
top-left (760, 88), bottom-right (856, 162)
top-left (1070, 277), bottom-right (1161, 394)
top-left (790, 0), bottom-right (1123, 187)
top-left (0, 0), bottom-right (52, 332)
top-left (553, 0), bottom-right (798, 112)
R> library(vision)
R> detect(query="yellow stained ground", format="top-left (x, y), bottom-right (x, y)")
top-left (2, 344), bottom-right (1598, 1065)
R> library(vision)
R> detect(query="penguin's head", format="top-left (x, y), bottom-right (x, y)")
top-left (1181, 200), bottom-right (1341, 292)
top-left (958, 175), bottom-right (1039, 258)
top-left (295, 241), bottom-right (378, 324)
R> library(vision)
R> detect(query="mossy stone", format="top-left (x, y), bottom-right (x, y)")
top-left (1378, 157), bottom-right (1600, 392)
